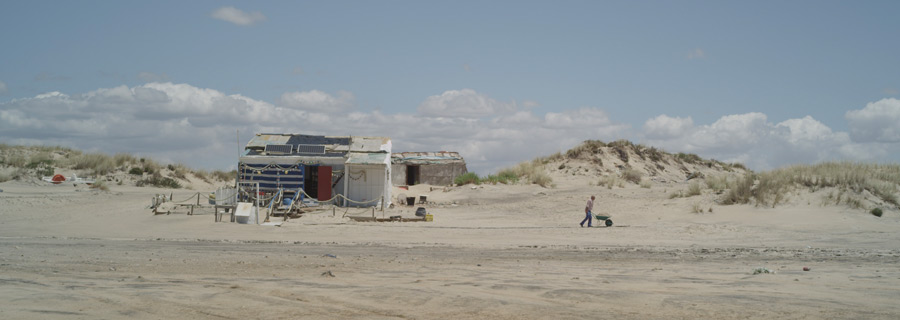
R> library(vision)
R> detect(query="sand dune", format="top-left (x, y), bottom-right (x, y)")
top-left (2, 163), bottom-right (899, 320)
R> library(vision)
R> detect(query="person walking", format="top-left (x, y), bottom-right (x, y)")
top-left (580, 195), bottom-right (595, 227)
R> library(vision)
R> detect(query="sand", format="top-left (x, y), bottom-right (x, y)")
top-left (1, 175), bottom-right (899, 319)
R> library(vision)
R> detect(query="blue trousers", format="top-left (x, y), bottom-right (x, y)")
top-left (580, 211), bottom-right (592, 227)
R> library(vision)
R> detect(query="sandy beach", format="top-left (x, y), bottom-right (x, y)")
top-left (2, 172), bottom-right (899, 319)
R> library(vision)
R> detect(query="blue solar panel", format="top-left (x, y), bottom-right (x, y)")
top-left (296, 144), bottom-right (326, 154)
top-left (264, 144), bottom-right (293, 154)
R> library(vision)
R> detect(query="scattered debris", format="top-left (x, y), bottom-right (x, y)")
top-left (803, 267), bottom-right (811, 271)
top-left (321, 270), bottom-right (335, 277)
top-left (324, 254), bottom-right (337, 258)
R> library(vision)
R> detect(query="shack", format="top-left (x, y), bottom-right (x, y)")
top-left (391, 151), bottom-right (467, 186)
top-left (238, 133), bottom-right (391, 207)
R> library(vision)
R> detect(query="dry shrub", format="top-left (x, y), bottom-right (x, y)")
top-left (90, 180), bottom-right (109, 191)
top-left (599, 176), bottom-right (620, 189)
top-left (142, 158), bottom-right (162, 175)
top-left (66, 153), bottom-right (116, 175)
top-left (642, 146), bottom-right (666, 164)
top-left (676, 153), bottom-right (702, 164)
top-left (622, 168), bottom-right (642, 184)
top-left (720, 162), bottom-right (900, 209)
top-left (566, 140), bottom-right (607, 159)
top-left (691, 202), bottom-right (704, 213)
top-left (705, 175), bottom-right (729, 193)
top-left (722, 173), bottom-right (755, 205)
top-left (113, 153), bottom-right (138, 168)
top-left (193, 170), bottom-right (211, 183)
top-left (4, 153), bottom-right (27, 167)
top-left (169, 163), bottom-right (189, 180)
top-left (608, 140), bottom-right (632, 163)
top-left (640, 180), bottom-right (652, 189)
top-left (539, 152), bottom-right (564, 163)
top-left (0, 169), bottom-right (16, 182)
top-left (531, 171), bottom-right (553, 188)
top-left (212, 170), bottom-right (236, 181)
top-left (686, 181), bottom-right (702, 197)
top-left (505, 159), bottom-right (554, 188)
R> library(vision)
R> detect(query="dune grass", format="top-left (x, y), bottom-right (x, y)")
top-left (454, 158), bottom-right (554, 188)
top-left (0, 144), bottom-right (234, 187)
top-left (721, 162), bottom-right (900, 209)
top-left (453, 172), bottom-right (481, 185)
top-left (598, 175), bottom-right (623, 189)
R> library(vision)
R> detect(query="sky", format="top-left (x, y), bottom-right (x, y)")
top-left (1, 0), bottom-right (899, 174)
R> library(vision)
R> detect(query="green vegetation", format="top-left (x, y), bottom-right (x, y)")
top-left (137, 173), bottom-right (182, 189)
top-left (560, 139), bottom-right (747, 172)
top-left (128, 167), bottom-right (144, 175)
top-left (871, 208), bottom-right (883, 217)
top-left (454, 172), bottom-right (481, 185)
top-left (453, 159), bottom-right (554, 188)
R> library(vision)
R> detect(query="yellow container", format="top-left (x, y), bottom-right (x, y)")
top-left (425, 214), bottom-right (433, 222)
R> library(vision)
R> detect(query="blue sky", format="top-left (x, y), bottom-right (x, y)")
top-left (2, 1), bottom-right (899, 173)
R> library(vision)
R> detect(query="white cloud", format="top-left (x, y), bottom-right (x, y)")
top-left (0, 81), bottom-right (7, 95)
top-left (3, 83), bottom-right (897, 174)
top-left (687, 48), bottom-right (705, 59)
top-left (417, 89), bottom-right (517, 118)
top-left (211, 6), bottom-right (266, 26)
top-left (0, 84), bottom-right (632, 174)
top-left (846, 98), bottom-right (900, 143)
top-left (277, 90), bottom-right (355, 113)
top-left (643, 115), bottom-right (693, 139)
top-left (640, 110), bottom-right (898, 170)
top-left (137, 72), bottom-right (169, 82)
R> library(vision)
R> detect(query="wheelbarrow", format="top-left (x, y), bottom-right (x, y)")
top-left (594, 214), bottom-right (613, 227)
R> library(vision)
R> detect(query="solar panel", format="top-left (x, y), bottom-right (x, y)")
top-left (296, 144), bottom-right (326, 154)
top-left (264, 144), bottom-right (293, 155)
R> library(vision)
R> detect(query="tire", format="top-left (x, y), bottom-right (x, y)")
top-left (605, 219), bottom-right (613, 227)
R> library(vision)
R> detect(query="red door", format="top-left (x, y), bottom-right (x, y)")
top-left (317, 166), bottom-right (332, 201)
